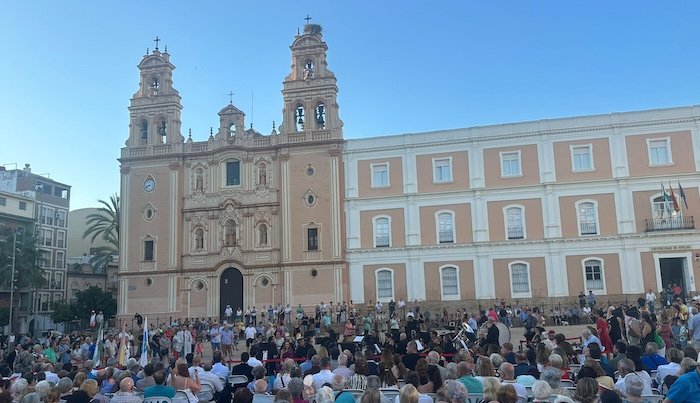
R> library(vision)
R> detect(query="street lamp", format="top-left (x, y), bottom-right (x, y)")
top-left (9, 230), bottom-right (18, 335)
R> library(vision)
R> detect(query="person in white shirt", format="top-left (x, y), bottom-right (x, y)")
top-left (210, 324), bottom-right (223, 352)
top-left (645, 289), bottom-right (657, 314)
top-left (247, 354), bottom-right (263, 368)
top-left (499, 362), bottom-right (527, 403)
top-left (245, 325), bottom-right (257, 349)
top-left (199, 361), bottom-right (224, 393)
top-left (225, 305), bottom-right (234, 321)
top-left (614, 358), bottom-right (652, 396)
top-left (656, 348), bottom-right (683, 386)
top-left (312, 357), bottom-right (334, 390)
top-left (189, 355), bottom-right (205, 378)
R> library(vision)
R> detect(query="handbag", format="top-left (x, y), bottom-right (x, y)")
top-left (653, 331), bottom-right (665, 349)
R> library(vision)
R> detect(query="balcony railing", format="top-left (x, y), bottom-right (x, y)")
top-left (645, 216), bottom-right (695, 232)
top-left (579, 221), bottom-right (598, 235)
top-left (507, 226), bottom-right (524, 240)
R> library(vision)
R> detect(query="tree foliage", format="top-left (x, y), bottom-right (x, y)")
top-left (82, 194), bottom-right (119, 272)
top-left (49, 301), bottom-right (78, 324)
top-left (0, 227), bottom-right (47, 332)
top-left (73, 286), bottom-right (117, 320)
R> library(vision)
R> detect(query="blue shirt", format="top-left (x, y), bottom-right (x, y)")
top-left (666, 369), bottom-right (700, 403)
top-left (689, 313), bottom-right (700, 341)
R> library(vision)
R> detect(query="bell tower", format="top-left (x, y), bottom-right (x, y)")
top-left (280, 22), bottom-right (343, 137)
top-left (126, 41), bottom-right (183, 147)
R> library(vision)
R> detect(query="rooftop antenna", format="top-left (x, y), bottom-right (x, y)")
top-left (251, 90), bottom-right (254, 129)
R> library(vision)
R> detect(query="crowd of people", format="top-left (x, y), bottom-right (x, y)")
top-left (2, 291), bottom-right (700, 403)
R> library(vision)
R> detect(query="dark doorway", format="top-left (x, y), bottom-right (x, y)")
top-left (220, 267), bottom-right (243, 320)
top-left (660, 257), bottom-right (686, 299)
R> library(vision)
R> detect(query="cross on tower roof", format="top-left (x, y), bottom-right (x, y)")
top-left (228, 91), bottom-right (235, 104)
top-left (153, 36), bottom-right (160, 51)
top-left (304, 15), bottom-right (312, 24)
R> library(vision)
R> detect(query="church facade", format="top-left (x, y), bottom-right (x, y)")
top-left (118, 24), bottom-right (346, 320)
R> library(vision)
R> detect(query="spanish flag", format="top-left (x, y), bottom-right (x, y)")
top-left (669, 181), bottom-right (680, 213)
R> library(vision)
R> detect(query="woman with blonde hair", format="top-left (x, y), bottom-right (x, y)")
top-left (482, 377), bottom-right (501, 402)
top-left (474, 357), bottom-right (495, 383)
top-left (398, 384), bottom-right (419, 403)
top-left (80, 379), bottom-right (106, 403)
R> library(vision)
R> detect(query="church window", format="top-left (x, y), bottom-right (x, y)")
top-left (158, 120), bottom-right (167, 136)
top-left (229, 122), bottom-right (236, 138)
top-left (305, 165), bottom-right (315, 176)
top-left (149, 76), bottom-right (159, 95)
top-left (226, 161), bottom-right (240, 186)
top-left (143, 240), bottom-right (154, 261)
top-left (315, 103), bottom-right (326, 129)
top-left (225, 220), bottom-right (237, 246)
top-left (139, 119), bottom-right (148, 142)
top-left (144, 278), bottom-right (153, 287)
top-left (307, 227), bottom-right (318, 251)
top-left (303, 60), bottom-right (314, 79)
top-left (258, 163), bottom-right (267, 185)
top-left (194, 228), bottom-right (204, 251)
top-left (295, 105), bottom-right (305, 131)
top-left (258, 224), bottom-right (268, 246)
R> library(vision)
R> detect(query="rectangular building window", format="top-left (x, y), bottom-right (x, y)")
top-left (374, 217), bottom-right (390, 247)
top-left (307, 228), bottom-right (318, 251)
top-left (433, 158), bottom-right (452, 183)
top-left (226, 161), bottom-right (241, 186)
top-left (371, 163), bottom-right (389, 188)
top-left (56, 231), bottom-right (65, 248)
top-left (144, 240), bottom-right (154, 261)
top-left (571, 145), bottom-right (593, 171)
top-left (0, 197), bottom-right (5, 206)
top-left (648, 138), bottom-right (672, 165)
top-left (55, 251), bottom-right (65, 269)
top-left (43, 228), bottom-right (53, 247)
top-left (510, 263), bottom-right (531, 294)
top-left (19, 201), bottom-right (27, 210)
top-left (376, 270), bottom-right (393, 300)
top-left (500, 151), bottom-right (522, 177)
top-left (56, 210), bottom-right (66, 227)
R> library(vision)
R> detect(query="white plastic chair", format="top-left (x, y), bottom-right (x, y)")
top-left (380, 388), bottom-right (399, 402)
top-left (173, 390), bottom-right (191, 403)
top-left (198, 382), bottom-right (215, 402)
top-left (229, 374), bottom-right (250, 386)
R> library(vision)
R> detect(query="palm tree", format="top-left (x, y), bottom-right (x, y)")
top-left (82, 194), bottom-right (120, 272)
top-left (0, 226), bottom-right (47, 334)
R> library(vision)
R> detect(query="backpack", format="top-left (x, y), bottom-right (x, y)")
top-left (628, 319), bottom-right (641, 338)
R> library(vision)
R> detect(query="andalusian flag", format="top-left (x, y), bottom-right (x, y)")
top-left (669, 182), bottom-right (680, 212)
top-left (139, 316), bottom-right (149, 367)
top-left (92, 323), bottom-right (104, 367)
top-left (678, 181), bottom-right (689, 209)
top-left (117, 321), bottom-right (127, 366)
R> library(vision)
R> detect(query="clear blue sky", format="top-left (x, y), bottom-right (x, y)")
top-left (2, 2), bottom-right (700, 209)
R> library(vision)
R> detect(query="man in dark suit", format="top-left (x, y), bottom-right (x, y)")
top-left (231, 352), bottom-right (254, 384)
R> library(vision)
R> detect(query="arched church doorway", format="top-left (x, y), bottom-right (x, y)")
top-left (220, 267), bottom-right (243, 320)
